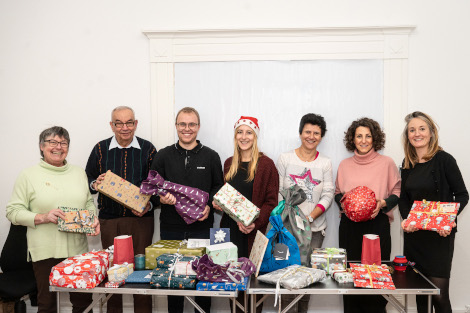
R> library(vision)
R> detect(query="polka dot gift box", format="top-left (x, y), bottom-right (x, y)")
top-left (341, 186), bottom-right (376, 222)
top-left (49, 250), bottom-right (110, 289)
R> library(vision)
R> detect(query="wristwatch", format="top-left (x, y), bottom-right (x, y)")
top-left (308, 215), bottom-right (314, 223)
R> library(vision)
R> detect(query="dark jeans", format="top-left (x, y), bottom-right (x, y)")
top-left (100, 217), bottom-right (154, 313)
top-left (160, 228), bottom-right (211, 313)
top-left (33, 258), bottom-right (93, 313)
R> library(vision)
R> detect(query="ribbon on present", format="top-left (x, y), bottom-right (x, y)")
top-left (405, 200), bottom-right (458, 230)
top-left (274, 267), bottom-right (315, 308)
top-left (140, 170), bottom-right (209, 224)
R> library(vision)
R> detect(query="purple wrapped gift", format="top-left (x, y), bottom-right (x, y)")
top-left (191, 254), bottom-right (255, 283)
top-left (140, 170), bottom-right (209, 224)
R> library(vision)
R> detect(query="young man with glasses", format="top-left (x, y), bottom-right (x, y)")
top-left (151, 107), bottom-right (224, 313)
top-left (85, 106), bottom-right (157, 313)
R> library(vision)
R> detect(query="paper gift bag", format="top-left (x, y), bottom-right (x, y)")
top-left (140, 170), bottom-right (209, 224)
top-left (361, 234), bottom-right (381, 265)
top-left (114, 235), bottom-right (134, 266)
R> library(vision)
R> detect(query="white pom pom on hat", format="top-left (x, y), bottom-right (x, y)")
top-left (234, 116), bottom-right (260, 137)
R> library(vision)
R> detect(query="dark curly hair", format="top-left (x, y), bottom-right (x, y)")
top-left (299, 113), bottom-right (327, 137)
top-left (343, 117), bottom-right (385, 152)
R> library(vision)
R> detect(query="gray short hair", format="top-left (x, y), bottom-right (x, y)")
top-left (111, 106), bottom-right (135, 121)
top-left (39, 126), bottom-right (70, 157)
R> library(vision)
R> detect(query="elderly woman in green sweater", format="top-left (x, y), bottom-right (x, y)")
top-left (6, 126), bottom-right (99, 313)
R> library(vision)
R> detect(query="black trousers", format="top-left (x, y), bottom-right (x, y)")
top-left (160, 228), bottom-right (211, 313)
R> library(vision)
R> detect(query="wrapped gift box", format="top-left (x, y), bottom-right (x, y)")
top-left (206, 242), bottom-right (238, 265)
top-left (156, 254), bottom-right (199, 269)
top-left (97, 170), bottom-right (150, 213)
top-left (403, 200), bottom-right (459, 231)
top-left (125, 270), bottom-right (153, 283)
top-left (196, 277), bottom-right (248, 291)
top-left (140, 170), bottom-right (208, 224)
top-left (350, 263), bottom-right (396, 290)
top-left (49, 251), bottom-right (109, 289)
top-left (310, 248), bottom-right (347, 275)
top-left (107, 263), bottom-right (134, 282)
top-left (105, 280), bottom-right (125, 288)
top-left (332, 270), bottom-right (353, 284)
top-left (150, 267), bottom-right (197, 289)
top-left (213, 183), bottom-right (260, 227)
top-left (257, 265), bottom-right (326, 290)
top-left (145, 240), bottom-right (205, 269)
top-left (57, 207), bottom-right (96, 234)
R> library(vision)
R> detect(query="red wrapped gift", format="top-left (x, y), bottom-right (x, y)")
top-left (341, 186), bottom-right (376, 222)
top-left (403, 200), bottom-right (459, 231)
top-left (49, 251), bottom-right (109, 289)
top-left (350, 263), bottom-right (395, 290)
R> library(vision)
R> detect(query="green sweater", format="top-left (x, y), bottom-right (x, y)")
top-left (6, 160), bottom-right (96, 262)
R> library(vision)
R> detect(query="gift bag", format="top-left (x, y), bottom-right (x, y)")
top-left (259, 215), bottom-right (301, 273)
top-left (114, 235), bottom-right (134, 266)
top-left (361, 234), bottom-right (381, 265)
top-left (140, 170), bottom-right (209, 224)
top-left (268, 185), bottom-right (311, 266)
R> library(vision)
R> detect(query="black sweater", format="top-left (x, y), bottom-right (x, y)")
top-left (85, 136), bottom-right (157, 219)
top-left (398, 150), bottom-right (468, 232)
top-left (150, 141), bottom-right (224, 232)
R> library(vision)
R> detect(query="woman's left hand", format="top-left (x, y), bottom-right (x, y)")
top-left (238, 222), bottom-right (255, 234)
top-left (88, 217), bottom-right (100, 236)
top-left (436, 222), bottom-right (456, 237)
top-left (372, 199), bottom-right (386, 219)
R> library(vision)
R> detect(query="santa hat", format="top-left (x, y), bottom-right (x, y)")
top-left (234, 116), bottom-right (260, 137)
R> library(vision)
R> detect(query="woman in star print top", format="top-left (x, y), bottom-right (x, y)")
top-left (276, 113), bottom-right (334, 313)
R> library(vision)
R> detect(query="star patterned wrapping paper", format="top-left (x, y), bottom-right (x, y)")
top-left (145, 240), bottom-right (206, 269)
top-left (49, 251), bottom-right (110, 289)
top-left (98, 170), bottom-right (150, 213)
top-left (350, 263), bottom-right (395, 290)
top-left (57, 207), bottom-right (96, 234)
top-left (213, 183), bottom-right (260, 227)
top-left (403, 200), bottom-right (459, 231)
top-left (140, 170), bottom-right (209, 224)
top-left (150, 267), bottom-right (197, 289)
top-left (341, 186), bottom-right (376, 222)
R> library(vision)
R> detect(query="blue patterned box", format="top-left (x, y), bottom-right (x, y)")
top-left (196, 277), bottom-right (248, 291)
top-left (125, 270), bottom-right (152, 284)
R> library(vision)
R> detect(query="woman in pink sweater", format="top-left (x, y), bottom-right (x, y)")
top-left (335, 117), bottom-right (401, 313)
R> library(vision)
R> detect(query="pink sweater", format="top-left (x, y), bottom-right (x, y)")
top-left (335, 149), bottom-right (401, 220)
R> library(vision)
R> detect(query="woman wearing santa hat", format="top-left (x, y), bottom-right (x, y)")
top-left (214, 116), bottom-right (279, 257)
top-left (276, 113), bottom-right (334, 313)
top-left (213, 116), bottom-right (278, 312)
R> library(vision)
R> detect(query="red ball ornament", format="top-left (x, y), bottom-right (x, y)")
top-left (341, 186), bottom-right (376, 222)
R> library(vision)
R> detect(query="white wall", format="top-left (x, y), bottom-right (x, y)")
top-left (1, 0), bottom-right (469, 311)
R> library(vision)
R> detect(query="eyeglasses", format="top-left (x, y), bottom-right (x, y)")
top-left (45, 140), bottom-right (69, 148)
top-left (113, 121), bottom-right (135, 128)
top-left (176, 122), bottom-right (199, 130)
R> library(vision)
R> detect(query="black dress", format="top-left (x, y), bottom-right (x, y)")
top-left (399, 151), bottom-right (468, 278)
top-left (220, 162), bottom-right (253, 258)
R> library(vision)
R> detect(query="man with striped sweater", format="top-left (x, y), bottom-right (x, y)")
top-left (85, 106), bottom-right (157, 313)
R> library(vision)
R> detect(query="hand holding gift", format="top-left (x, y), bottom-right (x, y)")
top-left (140, 170), bottom-right (209, 224)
